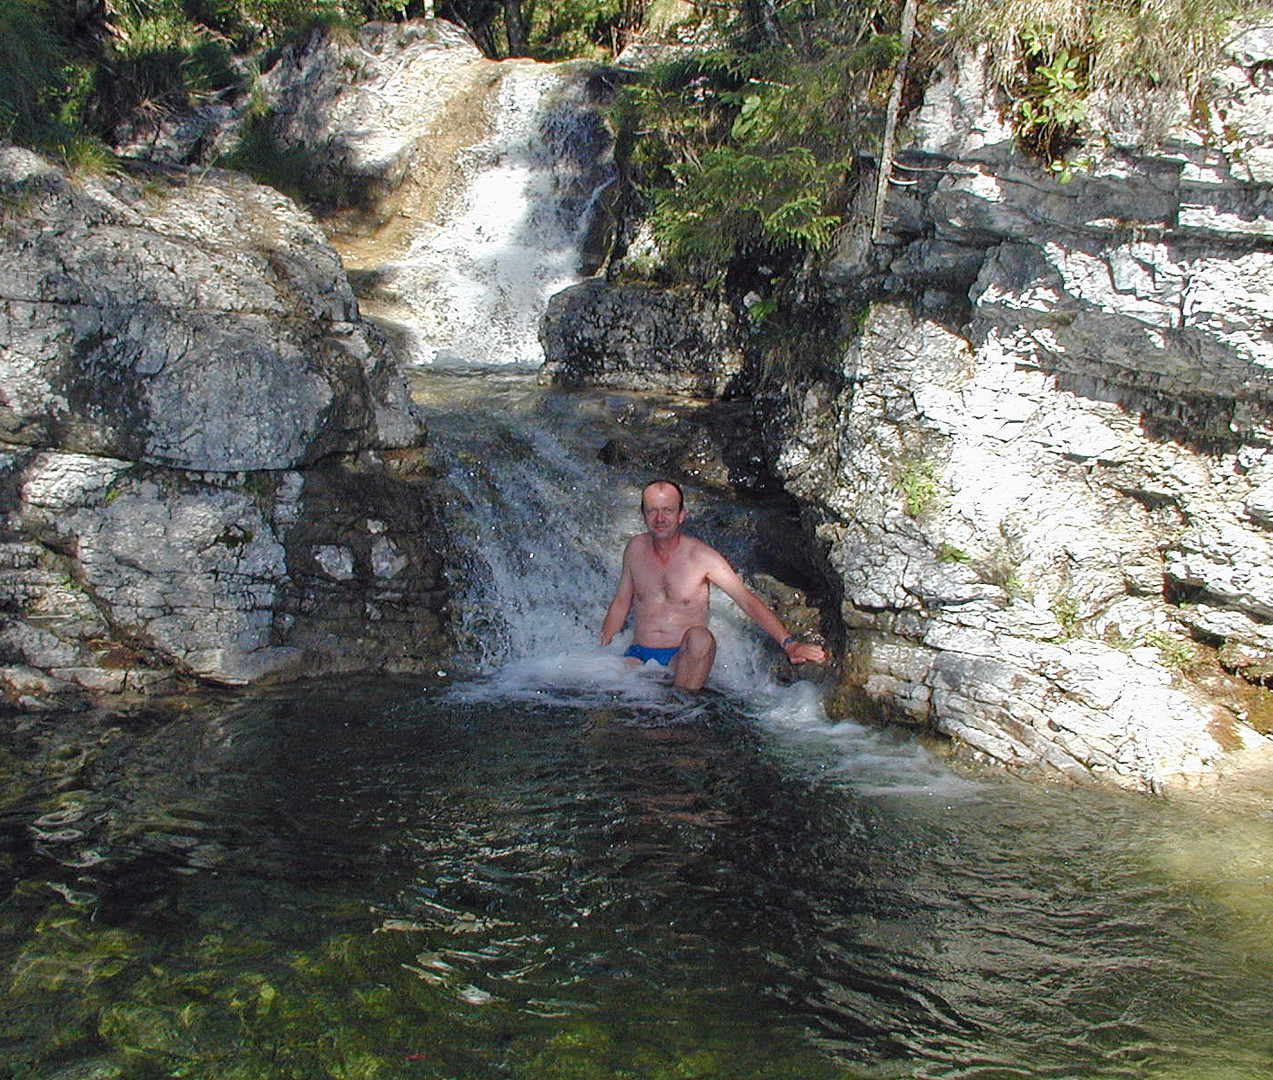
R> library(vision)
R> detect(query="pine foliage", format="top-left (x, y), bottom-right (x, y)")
top-left (615, 5), bottom-right (906, 278)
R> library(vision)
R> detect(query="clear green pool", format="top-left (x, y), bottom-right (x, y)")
top-left (3, 677), bottom-right (1271, 1080)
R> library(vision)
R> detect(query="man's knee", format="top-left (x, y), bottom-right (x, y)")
top-left (679, 625), bottom-right (716, 659)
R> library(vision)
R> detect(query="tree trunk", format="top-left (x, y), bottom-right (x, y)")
top-left (871, 0), bottom-right (917, 243)
top-left (504, 0), bottom-right (529, 56)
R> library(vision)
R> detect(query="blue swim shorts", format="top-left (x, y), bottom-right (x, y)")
top-left (624, 643), bottom-right (680, 666)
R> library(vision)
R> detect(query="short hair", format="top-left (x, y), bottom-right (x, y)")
top-left (641, 480), bottom-right (684, 512)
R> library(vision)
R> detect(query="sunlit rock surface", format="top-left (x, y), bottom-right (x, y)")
top-left (0, 149), bottom-right (447, 707)
top-left (253, 19), bottom-right (617, 366)
top-left (778, 303), bottom-right (1267, 791)
top-left (542, 24), bottom-right (1273, 789)
top-left (0, 147), bottom-right (419, 468)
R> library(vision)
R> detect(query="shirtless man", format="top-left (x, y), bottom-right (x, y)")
top-left (600, 480), bottom-right (827, 690)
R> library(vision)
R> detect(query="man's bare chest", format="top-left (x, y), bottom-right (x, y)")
top-left (631, 555), bottom-right (708, 606)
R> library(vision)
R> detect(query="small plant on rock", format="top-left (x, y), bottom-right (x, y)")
top-left (1145, 629), bottom-right (1200, 673)
top-left (1051, 593), bottom-right (1082, 639)
top-left (895, 457), bottom-right (944, 518)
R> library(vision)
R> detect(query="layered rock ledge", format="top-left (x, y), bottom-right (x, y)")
top-left (0, 147), bottom-right (449, 709)
top-left (543, 27), bottom-right (1273, 791)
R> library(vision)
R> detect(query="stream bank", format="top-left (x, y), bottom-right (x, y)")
top-left (541, 22), bottom-right (1273, 791)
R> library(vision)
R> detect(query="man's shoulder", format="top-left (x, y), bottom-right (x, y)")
top-left (682, 534), bottom-right (725, 561)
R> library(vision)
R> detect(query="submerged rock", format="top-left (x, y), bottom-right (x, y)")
top-left (0, 149), bottom-right (448, 707)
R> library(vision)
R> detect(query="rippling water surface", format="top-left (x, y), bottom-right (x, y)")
top-left (3, 676), bottom-right (1272, 1080)
top-left (4, 373), bottom-right (1271, 1078)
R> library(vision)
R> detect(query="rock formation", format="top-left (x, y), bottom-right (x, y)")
top-left (0, 147), bottom-right (448, 709)
top-left (540, 279), bottom-right (743, 396)
top-left (249, 19), bottom-right (617, 366)
top-left (2, 17), bottom-right (619, 712)
top-left (543, 25), bottom-right (1273, 790)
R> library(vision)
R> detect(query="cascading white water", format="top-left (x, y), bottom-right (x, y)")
top-left (389, 62), bottom-right (613, 368)
top-left (423, 383), bottom-right (788, 699)
top-left (418, 372), bottom-right (958, 789)
top-left (383, 55), bottom-right (949, 789)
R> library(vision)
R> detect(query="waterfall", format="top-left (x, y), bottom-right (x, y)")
top-left (364, 50), bottom-right (951, 788)
top-left (383, 61), bottom-right (613, 368)
top-left (418, 372), bottom-right (957, 789)
top-left (415, 374), bottom-right (807, 707)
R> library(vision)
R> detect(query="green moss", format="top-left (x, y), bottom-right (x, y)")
top-left (895, 457), bottom-right (944, 518)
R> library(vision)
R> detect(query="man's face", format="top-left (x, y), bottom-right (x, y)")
top-left (641, 484), bottom-right (686, 539)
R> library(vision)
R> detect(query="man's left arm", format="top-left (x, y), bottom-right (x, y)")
top-left (706, 555), bottom-right (827, 665)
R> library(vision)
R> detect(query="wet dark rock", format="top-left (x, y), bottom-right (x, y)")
top-left (540, 280), bottom-right (744, 397)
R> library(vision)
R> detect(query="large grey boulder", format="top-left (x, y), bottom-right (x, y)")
top-left (0, 146), bottom-right (421, 470)
top-left (0, 149), bottom-right (447, 708)
top-left (540, 279), bottom-right (744, 396)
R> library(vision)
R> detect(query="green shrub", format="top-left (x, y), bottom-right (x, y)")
top-left (614, 8), bottom-right (905, 279)
top-left (0, 1), bottom-right (426, 149)
top-left (529, 0), bottom-right (628, 60)
top-left (650, 146), bottom-right (847, 271)
top-left (949, 0), bottom-right (1272, 166)
top-left (88, 10), bottom-right (242, 135)
top-left (0, 0), bottom-right (75, 143)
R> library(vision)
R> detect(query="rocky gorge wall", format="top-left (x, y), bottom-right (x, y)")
top-left (0, 147), bottom-right (449, 709)
top-left (1, 17), bottom-right (625, 713)
top-left (543, 24), bottom-right (1273, 790)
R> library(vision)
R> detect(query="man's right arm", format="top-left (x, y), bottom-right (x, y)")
top-left (600, 544), bottom-right (635, 646)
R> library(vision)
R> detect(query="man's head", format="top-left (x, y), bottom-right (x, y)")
top-left (640, 480), bottom-right (686, 539)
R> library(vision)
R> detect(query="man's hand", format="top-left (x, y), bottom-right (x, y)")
top-left (784, 639), bottom-right (827, 665)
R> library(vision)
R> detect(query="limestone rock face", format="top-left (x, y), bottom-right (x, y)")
top-left (778, 303), bottom-right (1266, 791)
top-left (0, 149), bottom-right (447, 709)
top-left (254, 19), bottom-right (488, 206)
top-left (541, 25), bottom-right (1273, 789)
top-left (0, 146), bottom-right (421, 469)
top-left (791, 29), bottom-right (1273, 789)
